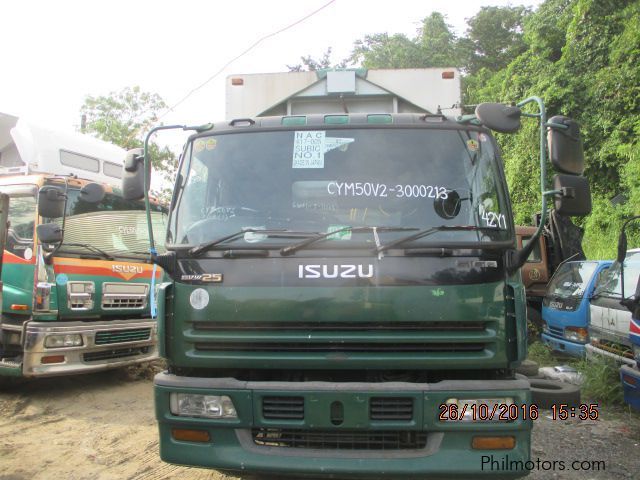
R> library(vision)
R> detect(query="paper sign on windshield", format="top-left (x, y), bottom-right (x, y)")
top-left (292, 131), bottom-right (354, 168)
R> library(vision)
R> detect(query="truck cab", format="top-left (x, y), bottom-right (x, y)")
top-left (0, 114), bottom-right (165, 377)
top-left (126, 69), bottom-right (590, 479)
top-left (585, 250), bottom-right (640, 365)
top-left (541, 260), bottom-right (611, 357)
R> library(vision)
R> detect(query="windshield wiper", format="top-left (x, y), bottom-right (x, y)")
top-left (58, 243), bottom-right (114, 261)
top-left (376, 225), bottom-right (500, 254)
top-left (280, 226), bottom-right (419, 256)
top-left (189, 229), bottom-right (319, 257)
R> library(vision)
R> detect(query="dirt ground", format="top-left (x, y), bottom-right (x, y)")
top-left (1, 366), bottom-right (639, 480)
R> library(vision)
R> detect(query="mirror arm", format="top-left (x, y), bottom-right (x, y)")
top-left (506, 97), bottom-right (549, 274)
top-left (42, 178), bottom-right (69, 264)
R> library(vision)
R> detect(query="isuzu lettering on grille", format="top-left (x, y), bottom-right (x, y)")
top-left (112, 265), bottom-right (143, 274)
top-left (298, 264), bottom-right (374, 279)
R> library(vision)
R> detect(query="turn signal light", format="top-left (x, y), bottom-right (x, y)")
top-left (41, 355), bottom-right (65, 364)
top-left (171, 428), bottom-right (211, 443)
top-left (472, 436), bottom-right (516, 450)
top-left (11, 304), bottom-right (29, 311)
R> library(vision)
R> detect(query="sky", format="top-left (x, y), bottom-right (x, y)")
top-left (1, 0), bottom-right (543, 145)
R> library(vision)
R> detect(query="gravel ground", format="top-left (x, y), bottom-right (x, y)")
top-left (0, 366), bottom-right (638, 479)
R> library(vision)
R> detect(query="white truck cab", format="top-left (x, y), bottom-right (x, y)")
top-left (586, 249), bottom-right (640, 364)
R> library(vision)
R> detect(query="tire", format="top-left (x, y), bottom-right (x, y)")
top-left (529, 378), bottom-right (581, 409)
top-left (516, 359), bottom-right (539, 377)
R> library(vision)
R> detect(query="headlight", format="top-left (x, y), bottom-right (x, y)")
top-left (443, 397), bottom-right (514, 421)
top-left (542, 322), bottom-right (549, 333)
top-left (44, 334), bottom-right (83, 348)
top-left (564, 326), bottom-right (589, 343)
top-left (170, 393), bottom-right (237, 419)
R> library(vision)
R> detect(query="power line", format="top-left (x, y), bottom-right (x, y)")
top-left (158, 0), bottom-right (337, 121)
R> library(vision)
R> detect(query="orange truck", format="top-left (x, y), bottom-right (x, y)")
top-left (516, 212), bottom-right (586, 330)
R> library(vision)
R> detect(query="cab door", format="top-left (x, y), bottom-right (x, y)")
top-left (1, 186), bottom-right (38, 315)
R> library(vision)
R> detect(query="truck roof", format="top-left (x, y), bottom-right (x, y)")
top-left (0, 112), bottom-right (125, 187)
top-left (191, 112), bottom-right (483, 138)
top-left (226, 68), bottom-right (462, 120)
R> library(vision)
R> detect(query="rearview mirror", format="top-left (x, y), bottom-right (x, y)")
top-left (36, 222), bottom-right (63, 244)
top-left (122, 148), bottom-right (146, 201)
top-left (475, 103), bottom-right (522, 133)
top-left (552, 174), bottom-right (591, 216)
top-left (548, 116), bottom-right (584, 175)
top-left (79, 182), bottom-right (105, 203)
top-left (617, 231), bottom-right (628, 264)
top-left (37, 186), bottom-right (66, 218)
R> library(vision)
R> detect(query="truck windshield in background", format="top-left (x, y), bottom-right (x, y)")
top-left (55, 188), bottom-right (167, 260)
top-left (546, 261), bottom-right (598, 299)
top-left (594, 260), bottom-right (640, 300)
top-left (168, 128), bottom-right (512, 248)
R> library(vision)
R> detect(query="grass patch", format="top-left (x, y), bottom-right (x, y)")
top-left (575, 357), bottom-right (625, 406)
top-left (527, 341), bottom-right (556, 367)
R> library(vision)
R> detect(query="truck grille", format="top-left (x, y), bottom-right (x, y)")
top-left (370, 397), bottom-right (413, 420)
top-left (262, 396), bottom-right (304, 420)
top-left (196, 342), bottom-right (485, 352)
top-left (101, 283), bottom-right (148, 310)
top-left (590, 339), bottom-right (634, 360)
top-left (252, 428), bottom-right (427, 450)
top-left (95, 328), bottom-right (151, 345)
top-left (196, 342), bottom-right (485, 353)
top-left (193, 321), bottom-right (485, 332)
top-left (83, 346), bottom-right (149, 362)
top-left (549, 325), bottom-right (563, 337)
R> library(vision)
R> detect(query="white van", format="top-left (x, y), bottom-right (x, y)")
top-left (586, 250), bottom-right (640, 365)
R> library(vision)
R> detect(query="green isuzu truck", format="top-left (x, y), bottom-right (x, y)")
top-left (124, 69), bottom-right (590, 478)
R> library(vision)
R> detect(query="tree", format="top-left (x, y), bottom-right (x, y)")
top-left (463, 6), bottom-right (531, 74)
top-left (287, 47), bottom-right (347, 72)
top-left (349, 13), bottom-right (463, 69)
top-left (80, 86), bottom-right (176, 200)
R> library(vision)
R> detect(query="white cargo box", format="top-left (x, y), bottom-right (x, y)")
top-left (226, 68), bottom-right (461, 120)
top-left (0, 112), bottom-right (126, 187)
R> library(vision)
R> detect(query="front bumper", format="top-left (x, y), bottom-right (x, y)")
top-left (620, 364), bottom-right (640, 411)
top-left (541, 333), bottom-right (586, 357)
top-left (21, 319), bottom-right (158, 377)
top-left (585, 344), bottom-right (635, 366)
top-left (154, 373), bottom-right (532, 479)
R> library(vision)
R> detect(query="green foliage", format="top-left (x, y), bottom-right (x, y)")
top-left (575, 357), bottom-right (625, 405)
top-left (466, 0), bottom-right (640, 257)
top-left (527, 341), bottom-right (556, 366)
top-left (350, 13), bottom-right (465, 68)
top-left (463, 6), bottom-right (532, 74)
top-left (287, 47), bottom-right (347, 72)
top-left (80, 86), bottom-right (176, 201)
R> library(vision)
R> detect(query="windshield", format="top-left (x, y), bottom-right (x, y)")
top-left (594, 260), bottom-right (640, 299)
top-left (168, 128), bottom-right (511, 249)
top-left (546, 262), bottom-right (599, 299)
top-left (53, 188), bottom-right (167, 260)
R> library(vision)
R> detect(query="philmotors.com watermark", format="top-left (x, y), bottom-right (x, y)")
top-left (481, 455), bottom-right (606, 472)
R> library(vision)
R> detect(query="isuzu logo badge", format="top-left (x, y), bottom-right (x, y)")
top-left (298, 264), bottom-right (374, 279)
top-left (112, 265), bottom-right (143, 274)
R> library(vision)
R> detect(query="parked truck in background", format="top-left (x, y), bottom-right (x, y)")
top-left (585, 249), bottom-right (640, 366)
top-left (516, 211), bottom-right (587, 332)
top-left (123, 69), bottom-right (590, 478)
top-left (608, 219), bottom-right (640, 410)
top-left (0, 113), bottom-right (166, 378)
top-left (541, 260), bottom-right (611, 357)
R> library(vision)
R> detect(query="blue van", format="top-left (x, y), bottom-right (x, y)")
top-left (541, 260), bottom-right (612, 357)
